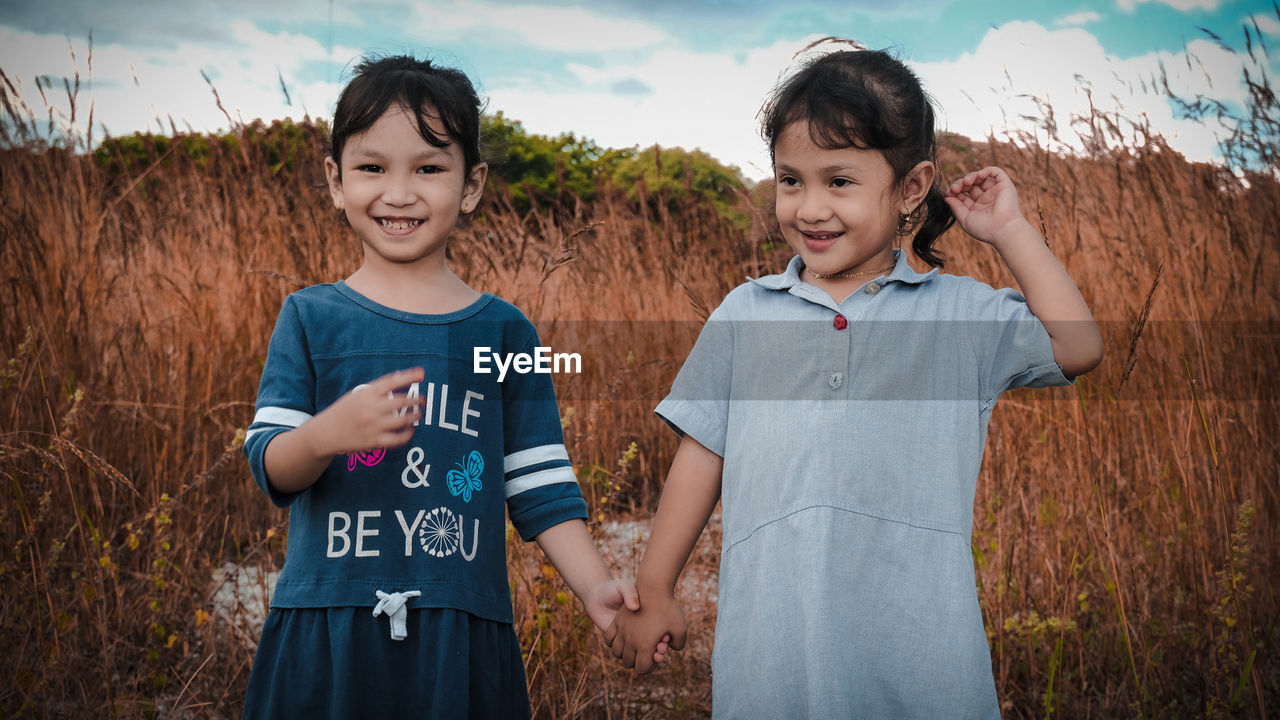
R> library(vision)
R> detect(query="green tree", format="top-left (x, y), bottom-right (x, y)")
top-left (91, 118), bottom-right (324, 176)
top-left (482, 113), bottom-right (632, 211)
top-left (610, 144), bottom-right (747, 226)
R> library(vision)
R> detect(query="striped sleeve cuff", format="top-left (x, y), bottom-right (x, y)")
top-left (245, 406), bottom-right (313, 441)
top-left (503, 443), bottom-right (577, 498)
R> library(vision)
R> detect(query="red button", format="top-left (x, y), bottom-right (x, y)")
top-left (833, 314), bottom-right (848, 330)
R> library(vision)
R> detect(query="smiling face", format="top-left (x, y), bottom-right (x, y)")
top-left (325, 104), bottom-right (486, 272)
top-left (773, 121), bottom-right (930, 279)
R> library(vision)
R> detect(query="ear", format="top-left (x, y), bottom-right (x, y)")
top-left (899, 160), bottom-right (935, 213)
top-left (324, 156), bottom-right (345, 211)
top-left (460, 161), bottom-right (489, 214)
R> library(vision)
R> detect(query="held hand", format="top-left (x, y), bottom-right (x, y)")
top-left (584, 577), bottom-right (639, 632)
top-left (588, 579), bottom-right (672, 663)
top-left (603, 586), bottom-right (686, 675)
top-left (944, 167), bottom-right (1032, 246)
top-left (303, 367), bottom-right (426, 458)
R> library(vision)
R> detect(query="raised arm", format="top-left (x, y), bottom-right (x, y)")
top-left (605, 434), bottom-right (724, 674)
top-left (945, 167), bottom-right (1104, 377)
top-left (262, 367), bottom-right (426, 493)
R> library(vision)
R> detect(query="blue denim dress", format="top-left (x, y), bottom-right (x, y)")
top-left (656, 252), bottom-right (1071, 719)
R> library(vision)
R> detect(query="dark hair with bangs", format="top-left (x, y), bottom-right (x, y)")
top-left (329, 54), bottom-right (484, 176)
top-left (761, 47), bottom-right (954, 267)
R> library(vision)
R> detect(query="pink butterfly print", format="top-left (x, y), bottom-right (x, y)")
top-left (347, 447), bottom-right (387, 471)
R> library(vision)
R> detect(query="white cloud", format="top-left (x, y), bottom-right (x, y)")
top-left (1254, 14), bottom-right (1280, 37)
top-left (1056, 10), bottom-right (1102, 26)
top-left (412, 1), bottom-right (667, 53)
top-left (487, 37), bottom-right (809, 180)
top-left (0, 4), bottom-right (673, 162)
top-left (912, 20), bottom-right (1253, 167)
top-left (485, 18), bottom-right (1273, 180)
top-left (489, 5), bottom-right (667, 51)
top-left (1117, 0), bottom-right (1221, 13)
top-left (0, 24), bottom-right (347, 142)
top-left (3, 12), bottom-right (1271, 180)
top-left (564, 62), bottom-right (615, 86)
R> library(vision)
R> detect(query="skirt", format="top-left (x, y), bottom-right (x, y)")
top-left (242, 606), bottom-right (530, 719)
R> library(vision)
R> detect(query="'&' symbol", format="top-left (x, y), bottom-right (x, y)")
top-left (401, 447), bottom-right (430, 489)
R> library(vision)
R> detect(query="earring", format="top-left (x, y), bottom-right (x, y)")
top-left (897, 204), bottom-right (924, 235)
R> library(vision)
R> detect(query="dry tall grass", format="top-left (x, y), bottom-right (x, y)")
top-left (1, 90), bottom-right (1277, 717)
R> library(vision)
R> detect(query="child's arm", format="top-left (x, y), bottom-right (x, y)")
top-left (535, 519), bottom-right (654, 635)
top-left (262, 367), bottom-right (427, 493)
top-left (604, 434), bottom-right (724, 674)
top-left (945, 167), bottom-right (1105, 377)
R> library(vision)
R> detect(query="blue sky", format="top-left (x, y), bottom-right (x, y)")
top-left (1, 0), bottom-right (1275, 179)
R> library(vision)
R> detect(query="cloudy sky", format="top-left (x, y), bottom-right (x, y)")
top-left (1, 0), bottom-right (1275, 179)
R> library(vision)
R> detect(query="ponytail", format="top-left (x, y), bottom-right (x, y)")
top-left (910, 185), bottom-right (953, 268)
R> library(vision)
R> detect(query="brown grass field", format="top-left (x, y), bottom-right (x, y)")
top-left (1, 78), bottom-right (1278, 718)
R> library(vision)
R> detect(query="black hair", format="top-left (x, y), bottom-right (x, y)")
top-left (329, 54), bottom-right (484, 176)
top-left (760, 46), bottom-right (953, 267)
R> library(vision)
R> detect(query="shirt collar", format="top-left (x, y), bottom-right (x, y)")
top-left (746, 248), bottom-right (938, 291)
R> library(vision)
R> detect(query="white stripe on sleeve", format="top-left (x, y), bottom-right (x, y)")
top-left (252, 406), bottom-right (314, 429)
top-left (504, 465), bottom-right (578, 498)
top-left (503, 444), bottom-right (569, 474)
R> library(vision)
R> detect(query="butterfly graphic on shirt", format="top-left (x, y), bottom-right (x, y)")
top-left (347, 447), bottom-right (386, 471)
top-left (446, 450), bottom-right (484, 502)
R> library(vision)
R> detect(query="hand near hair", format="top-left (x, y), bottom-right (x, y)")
top-left (947, 166), bottom-right (1106, 377)
top-left (944, 166), bottom-right (1033, 247)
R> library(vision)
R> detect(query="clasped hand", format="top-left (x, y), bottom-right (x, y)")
top-left (603, 585), bottom-right (684, 674)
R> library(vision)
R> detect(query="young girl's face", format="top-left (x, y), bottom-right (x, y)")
top-left (325, 105), bottom-right (486, 270)
top-left (773, 121), bottom-right (913, 276)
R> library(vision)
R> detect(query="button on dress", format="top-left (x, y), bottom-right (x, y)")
top-left (655, 251), bottom-right (1070, 719)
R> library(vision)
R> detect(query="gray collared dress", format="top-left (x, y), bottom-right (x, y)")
top-left (655, 251), bottom-right (1071, 719)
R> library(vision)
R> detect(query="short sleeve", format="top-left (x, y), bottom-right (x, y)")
top-left (243, 296), bottom-right (314, 507)
top-left (968, 285), bottom-right (1072, 409)
top-left (654, 304), bottom-right (734, 457)
top-left (500, 326), bottom-right (588, 541)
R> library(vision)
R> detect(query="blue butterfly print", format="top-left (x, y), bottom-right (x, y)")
top-left (446, 450), bottom-right (484, 502)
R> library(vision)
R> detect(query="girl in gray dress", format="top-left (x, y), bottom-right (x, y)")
top-left (606, 45), bottom-right (1104, 719)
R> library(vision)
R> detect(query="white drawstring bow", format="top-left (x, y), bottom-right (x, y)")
top-left (372, 590), bottom-right (421, 641)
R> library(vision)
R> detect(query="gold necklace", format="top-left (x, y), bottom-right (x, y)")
top-left (807, 261), bottom-right (895, 280)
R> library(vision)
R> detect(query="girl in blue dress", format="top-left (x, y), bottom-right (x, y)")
top-left (242, 54), bottom-right (642, 718)
top-left (605, 45), bottom-right (1105, 718)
